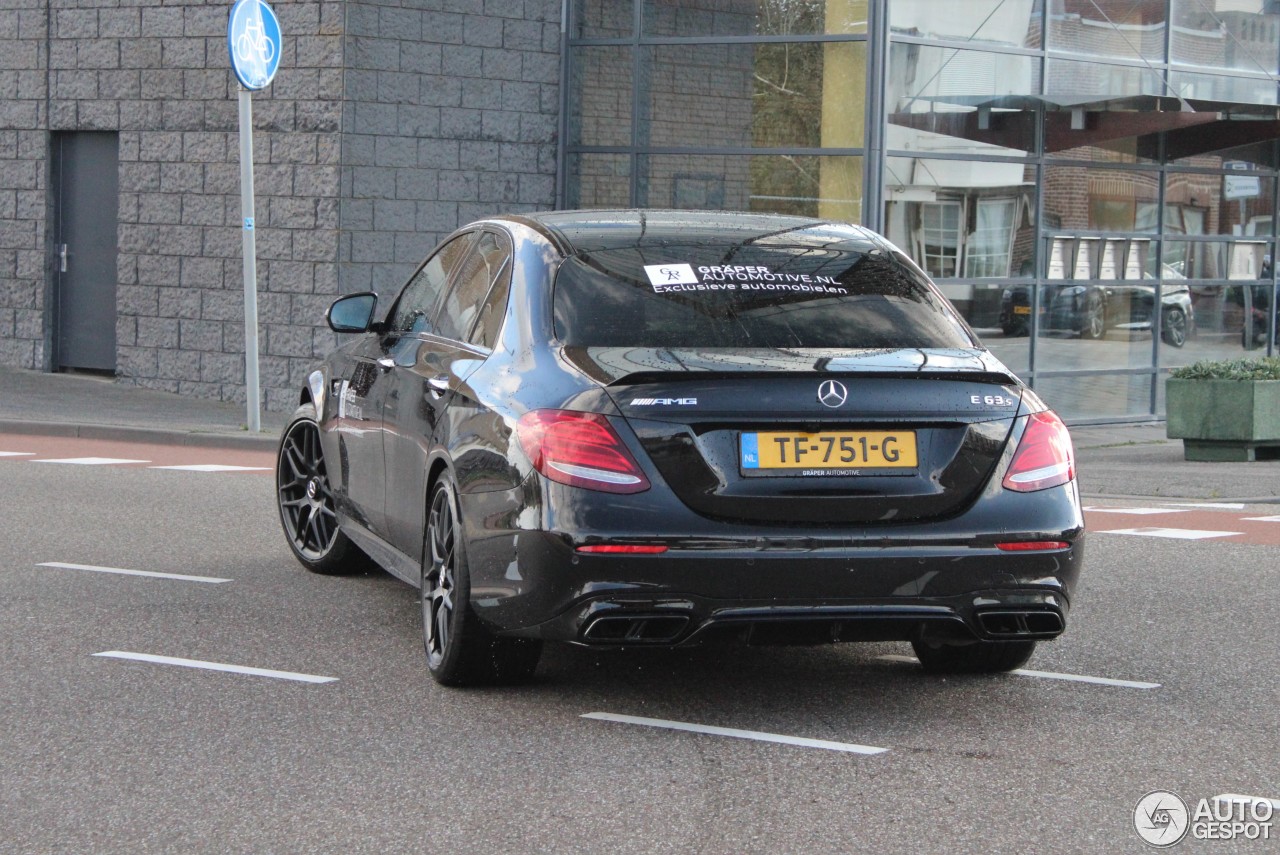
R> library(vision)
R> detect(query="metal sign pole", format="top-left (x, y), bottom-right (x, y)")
top-left (237, 85), bottom-right (262, 433)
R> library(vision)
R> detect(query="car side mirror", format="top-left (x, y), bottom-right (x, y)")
top-left (327, 292), bottom-right (378, 333)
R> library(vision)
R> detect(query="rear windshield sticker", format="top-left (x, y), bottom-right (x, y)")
top-left (643, 263), bottom-right (847, 295)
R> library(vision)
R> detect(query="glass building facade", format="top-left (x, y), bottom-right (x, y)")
top-left (563, 0), bottom-right (1280, 422)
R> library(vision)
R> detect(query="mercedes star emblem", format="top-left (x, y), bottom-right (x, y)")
top-left (817, 379), bottom-right (848, 408)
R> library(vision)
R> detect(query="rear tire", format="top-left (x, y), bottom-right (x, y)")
top-left (911, 637), bottom-right (1036, 674)
top-left (1080, 293), bottom-right (1105, 340)
top-left (1161, 308), bottom-right (1187, 348)
top-left (276, 403), bottom-right (369, 575)
top-left (422, 473), bottom-right (542, 686)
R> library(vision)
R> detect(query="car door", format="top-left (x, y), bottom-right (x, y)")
top-left (382, 228), bottom-right (514, 558)
top-left (341, 231), bottom-right (476, 540)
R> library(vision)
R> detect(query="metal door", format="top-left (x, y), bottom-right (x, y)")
top-left (51, 132), bottom-right (119, 372)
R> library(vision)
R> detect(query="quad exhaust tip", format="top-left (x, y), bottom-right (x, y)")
top-left (582, 615), bottom-right (689, 644)
top-left (977, 610), bottom-right (1064, 638)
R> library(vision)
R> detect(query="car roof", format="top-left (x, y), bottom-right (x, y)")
top-left (501, 209), bottom-right (883, 256)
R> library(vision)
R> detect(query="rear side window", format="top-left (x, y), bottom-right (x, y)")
top-left (390, 233), bottom-right (476, 334)
top-left (435, 231), bottom-right (511, 344)
top-left (553, 245), bottom-right (974, 349)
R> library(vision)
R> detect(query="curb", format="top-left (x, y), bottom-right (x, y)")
top-left (0, 419), bottom-right (281, 451)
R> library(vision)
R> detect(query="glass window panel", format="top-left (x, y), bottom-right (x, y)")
top-left (884, 156), bottom-right (1036, 278)
top-left (1034, 373), bottom-right (1154, 420)
top-left (569, 47), bottom-right (633, 147)
top-left (1169, 69), bottom-right (1280, 105)
top-left (567, 153), bottom-right (632, 209)
top-left (644, 42), bottom-right (866, 150)
top-left (637, 154), bottom-right (864, 221)
top-left (1048, 0), bottom-right (1166, 63)
top-left (572, 0), bottom-right (634, 38)
top-left (1171, 0), bottom-right (1280, 75)
top-left (1162, 239), bottom-right (1272, 282)
top-left (886, 45), bottom-right (1039, 156)
top-left (1171, 283), bottom-right (1277, 368)
top-left (642, 0), bottom-right (867, 37)
top-left (1043, 166), bottom-right (1161, 233)
top-left (890, 0), bottom-right (1040, 48)
top-left (1047, 58), bottom-right (1169, 104)
top-left (1166, 171), bottom-right (1276, 238)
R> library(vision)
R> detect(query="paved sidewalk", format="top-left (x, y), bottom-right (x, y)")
top-left (0, 366), bottom-right (284, 450)
top-left (1, 366), bottom-right (1278, 501)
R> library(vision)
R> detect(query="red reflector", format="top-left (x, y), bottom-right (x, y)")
top-left (575, 544), bottom-right (669, 554)
top-left (996, 541), bottom-right (1070, 551)
top-left (516, 409), bottom-right (651, 494)
top-left (1002, 410), bottom-right (1076, 493)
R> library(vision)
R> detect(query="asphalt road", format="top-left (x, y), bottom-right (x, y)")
top-left (1, 435), bottom-right (1277, 854)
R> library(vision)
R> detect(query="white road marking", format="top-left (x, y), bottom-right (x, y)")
top-left (877, 654), bottom-right (1161, 689)
top-left (0, 451), bottom-right (35, 457)
top-left (1213, 793), bottom-right (1280, 811)
top-left (1166, 502), bottom-right (1246, 510)
top-left (32, 456), bottom-right (150, 465)
top-left (92, 651), bottom-right (337, 684)
top-left (1083, 506), bottom-right (1190, 515)
top-left (1096, 527), bottom-right (1242, 540)
top-left (581, 712), bottom-right (888, 755)
top-left (1242, 515), bottom-right (1280, 522)
top-left (37, 562), bottom-right (231, 584)
top-left (148, 464), bottom-right (271, 472)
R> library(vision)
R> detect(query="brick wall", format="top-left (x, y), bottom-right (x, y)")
top-left (0, 0), bottom-right (560, 412)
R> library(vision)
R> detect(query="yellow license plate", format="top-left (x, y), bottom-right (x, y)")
top-left (741, 431), bottom-right (918, 470)
top-left (1013, 305), bottom-right (1031, 315)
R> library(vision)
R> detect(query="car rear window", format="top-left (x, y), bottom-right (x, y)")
top-left (552, 245), bottom-right (975, 349)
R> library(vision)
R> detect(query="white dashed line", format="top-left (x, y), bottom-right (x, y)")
top-left (148, 464), bottom-right (271, 472)
top-left (1166, 502), bottom-right (1247, 510)
top-left (1242, 515), bottom-right (1280, 522)
top-left (38, 562), bottom-right (231, 584)
top-left (0, 451), bottom-right (35, 457)
top-left (1083, 507), bottom-right (1190, 515)
top-left (877, 655), bottom-right (1161, 689)
top-left (1096, 527), bottom-right (1242, 540)
top-left (92, 651), bottom-right (337, 684)
top-left (31, 457), bottom-right (150, 465)
top-left (581, 712), bottom-right (889, 755)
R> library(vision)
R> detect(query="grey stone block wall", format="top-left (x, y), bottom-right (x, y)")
top-left (0, 0), bottom-right (560, 413)
top-left (338, 0), bottom-right (561, 306)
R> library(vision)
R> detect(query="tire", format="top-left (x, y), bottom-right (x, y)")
top-left (421, 473), bottom-right (542, 686)
top-left (1160, 308), bottom-right (1187, 348)
top-left (1001, 319), bottom-right (1028, 337)
top-left (910, 637), bottom-right (1036, 674)
top-left (1080, 294), bottom-right (1105, 340)
top-left (276, 402), bottom-right (368, 575)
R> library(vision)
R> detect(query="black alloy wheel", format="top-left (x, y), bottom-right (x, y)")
top-left (277, 403), bottom-right (364, 575)
top-left (1161, 307), bottom-right (1187, 348)
top-left (1081, 293), bottom-right (1106, 340)
top-left (910, 636), bottom-right (1037, 674)
top-left (421, 473), bottom-right (542, 686)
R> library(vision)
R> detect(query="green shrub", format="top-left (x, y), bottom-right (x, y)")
top-left (1171, 357), bottom-right (1280, 381)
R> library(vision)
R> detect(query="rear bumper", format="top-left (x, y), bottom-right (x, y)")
top-left (488, 533), bottom-right (1082, 646)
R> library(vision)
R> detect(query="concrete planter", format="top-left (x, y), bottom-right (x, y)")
top-left (1166, 378), bottom-right (1280, 461)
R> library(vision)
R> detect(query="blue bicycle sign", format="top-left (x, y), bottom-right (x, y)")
top-left (227, 0), bottom-right (281, 90)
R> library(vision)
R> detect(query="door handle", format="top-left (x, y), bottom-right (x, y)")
top-left (427, 374), bottom-right (450, 398)
top-left (376, 357), bottom-right (395, 371)
top-left (58, 244), bottom-right (68, 273)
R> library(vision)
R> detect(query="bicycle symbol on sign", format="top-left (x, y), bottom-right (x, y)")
top-left (235, 15), bottom-right (275, 65)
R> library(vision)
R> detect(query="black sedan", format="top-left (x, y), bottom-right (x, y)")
top-left (276, 211), bottom-right (1083, 685)
top-left (999, 277), bottom-right (1194, 346)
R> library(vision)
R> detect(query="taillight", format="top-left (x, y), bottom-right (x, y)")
top-left (516, 409), bottom-right (651, 494)
top-left (575, 544), bottom-right (668, 554)
top-left (1002, 411), bottom-right (1075, 492)
top-left (996, 541), bottom-right (1070, 551)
